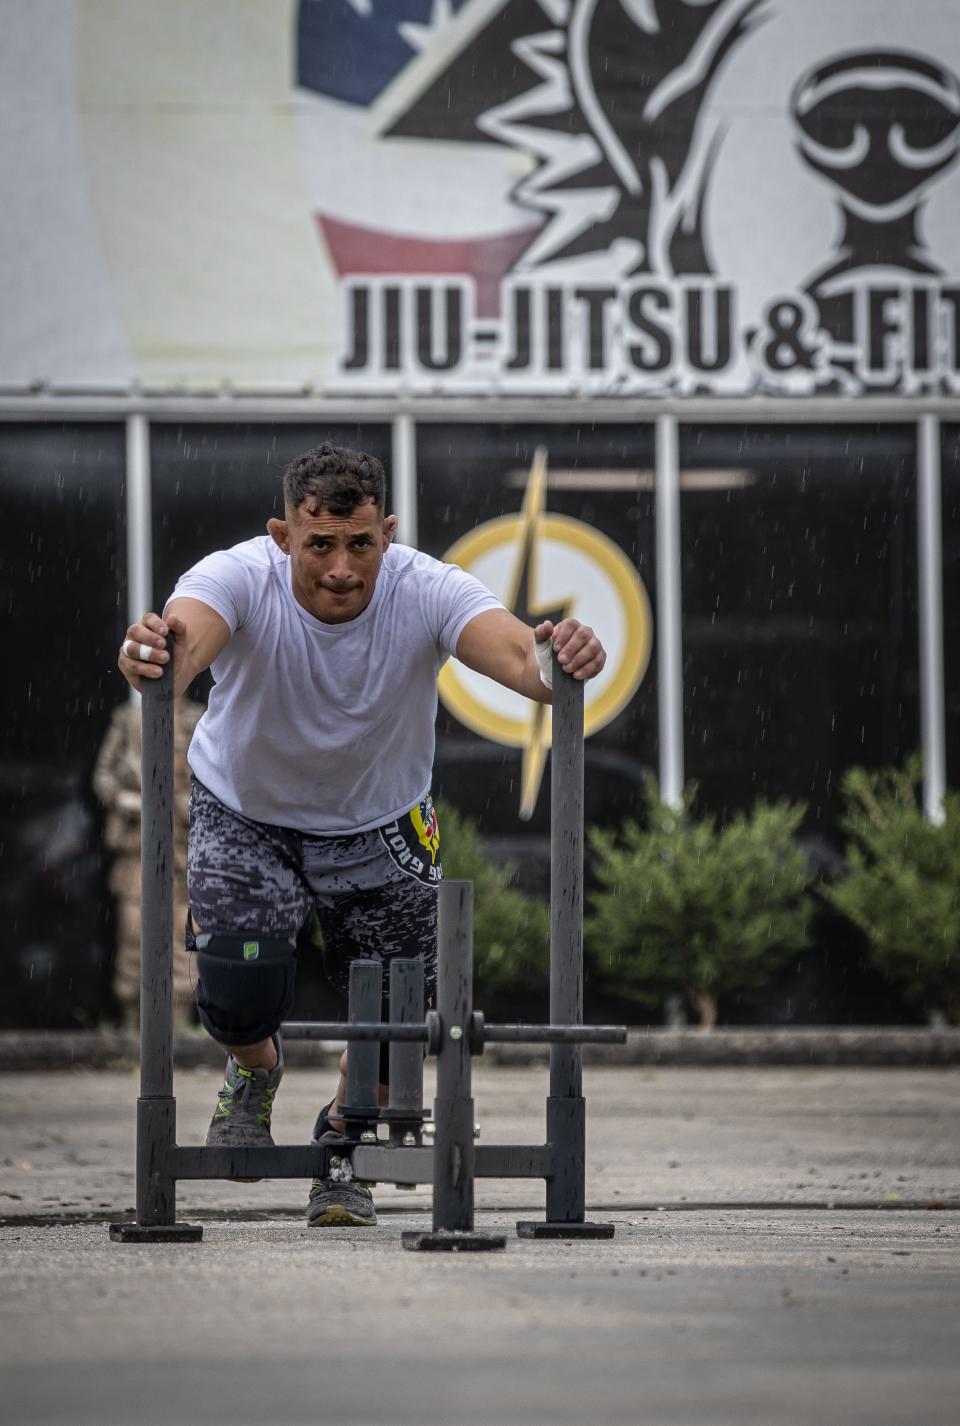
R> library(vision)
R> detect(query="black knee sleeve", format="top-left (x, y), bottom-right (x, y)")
top-left (194, 933), bottom-right (296, 1045)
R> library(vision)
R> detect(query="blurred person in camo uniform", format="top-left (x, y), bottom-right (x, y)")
top-left (94, 698), bottom-right (203, 1026)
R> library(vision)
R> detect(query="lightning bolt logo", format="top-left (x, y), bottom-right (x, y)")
top-left (437, 458), bottom-right (653, 820)
top-left (505, 448), bottom-right (574, 820)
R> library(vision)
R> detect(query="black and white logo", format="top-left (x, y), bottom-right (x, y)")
top-left (791, 50), bottom-right (960, 387)
top-left (299, 0), bottom-right (960, 395)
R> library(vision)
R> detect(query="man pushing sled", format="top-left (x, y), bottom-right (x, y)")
top-left (118, 442), bottom-right (606, 1226)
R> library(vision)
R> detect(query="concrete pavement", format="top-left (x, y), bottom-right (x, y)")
top-left (3, 1026), bottom-right (960, 1071)
top-left (3, 1064), bottom-right (959, 1217)
top-left (1, 1065), bottom-right (958, 1425)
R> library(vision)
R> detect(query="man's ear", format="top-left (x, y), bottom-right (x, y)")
top-left (267, 517), bottom-right (289, 553)
top-left (383, 513), bottom-right (398, 548)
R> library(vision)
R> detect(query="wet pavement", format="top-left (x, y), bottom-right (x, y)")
top-left (1, 1064), bottom-right (958, 1424)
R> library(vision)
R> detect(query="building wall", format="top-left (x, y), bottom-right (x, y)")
top-left (0, 409), bottom-right (950, 1026)
top-left (2, 1), bottom-right (958, 1023)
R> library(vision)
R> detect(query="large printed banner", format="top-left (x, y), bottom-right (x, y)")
top-left (3, 0), bottom-right (960, 394)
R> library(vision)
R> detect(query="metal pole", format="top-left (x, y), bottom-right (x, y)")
top-left (656, 413), bottom-right (684, 809)
top-left (518, 662), bottom-right (614, 1239)
top-left (139, 640), bottom-right (174, 1105)
top-left (387, 958), bottom-right (426, 1145)
top-left (480, 1024), bottom-right (625, 1044)
top-left (125, 413), bottom-right (152, 704)
top-left (133, 636), bottom-right (177, 1224)
top-left (545, 661), bottom-right (586, 1223)
top-left (403, 881), bottom-right (505, 1250)
top-left (284, 1021), bottom-right (429, 1042)
top-left (343, 961), bottom-right (383, 1139)
top-left (432, 880), bottom-right (475, 1232)
top-left (918, 415), bottom-right (947, 825)
top-left (391, 413), bottom-right (417, 548)
top-left (111, 640), bottom-right (200, 1240)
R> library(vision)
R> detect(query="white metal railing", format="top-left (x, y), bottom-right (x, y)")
top-left (918, 414), bottom-right (947, 824)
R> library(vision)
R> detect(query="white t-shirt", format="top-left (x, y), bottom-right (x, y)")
top-left (169, 536), bottom-right (502, 834)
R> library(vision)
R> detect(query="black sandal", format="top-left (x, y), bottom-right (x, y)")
top-left (310, 1099), bottom-right (355, 1145)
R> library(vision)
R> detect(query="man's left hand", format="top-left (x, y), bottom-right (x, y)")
top-left (534, 618), bottom-right (606, 682)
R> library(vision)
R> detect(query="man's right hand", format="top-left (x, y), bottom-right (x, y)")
top-left (118, 612), bottom-right (183, 692)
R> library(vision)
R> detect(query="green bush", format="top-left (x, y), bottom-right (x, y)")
top-left (823, 759), bottom-right (960, 1023)
top-left (436, 800), bottom-right (550, 1017)
top-left (586, 780), bottom-right (813, 1027)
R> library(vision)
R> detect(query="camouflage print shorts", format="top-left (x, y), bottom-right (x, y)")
top-left (186, 779), bottom-right (440, 1010)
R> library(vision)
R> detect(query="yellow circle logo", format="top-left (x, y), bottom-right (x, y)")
top-left (437, 453), bottom-right (653, 817)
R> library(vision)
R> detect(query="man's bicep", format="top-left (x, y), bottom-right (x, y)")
top-left (163, 596), bottom-right (231, 675)
top-left (455, 608), bottom-right (532, 692)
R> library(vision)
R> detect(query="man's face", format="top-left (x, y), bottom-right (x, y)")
top-left (267, 498), bottom-right (397, 624)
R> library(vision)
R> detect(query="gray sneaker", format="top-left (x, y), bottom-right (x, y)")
top-left (206, 1037), bottom-right (284, 1180)
top-left (306, 1177), bottom-right (378, 1228)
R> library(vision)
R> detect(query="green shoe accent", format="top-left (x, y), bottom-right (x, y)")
top-left (307, 1177), bottom-right (377, 1228)
top-left (205, 1037), bottom-right (285, 1177)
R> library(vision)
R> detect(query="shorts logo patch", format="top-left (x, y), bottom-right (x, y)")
top-left (243, 941), bottom-right (260, 961)
top-left (410, 796), bottom-right (441, 864)
top-left (379, 797), bottom-right (443, 886)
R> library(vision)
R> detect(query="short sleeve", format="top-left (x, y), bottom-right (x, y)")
top-left (167, 549), bottom-right (257, 634)
top-left (431, 562), bottom-right (503, 656)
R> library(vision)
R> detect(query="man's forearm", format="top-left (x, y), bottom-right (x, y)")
top-left (173, 657), bottom-right (202, 699)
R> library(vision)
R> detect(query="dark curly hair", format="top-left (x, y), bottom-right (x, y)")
top-left (282, 442), bottom-right (386, 517)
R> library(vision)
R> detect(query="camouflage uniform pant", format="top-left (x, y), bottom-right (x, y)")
top-left (112, 889), bottom-right (195, 1025)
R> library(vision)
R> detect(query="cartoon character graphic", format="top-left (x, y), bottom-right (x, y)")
top-left (790, 50), bottom-right (960, 377)
top-left (297, 0), bottom-right (960, 394)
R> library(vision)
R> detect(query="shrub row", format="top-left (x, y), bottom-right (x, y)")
top-left (438, 757), bottom-right (960, 1028)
